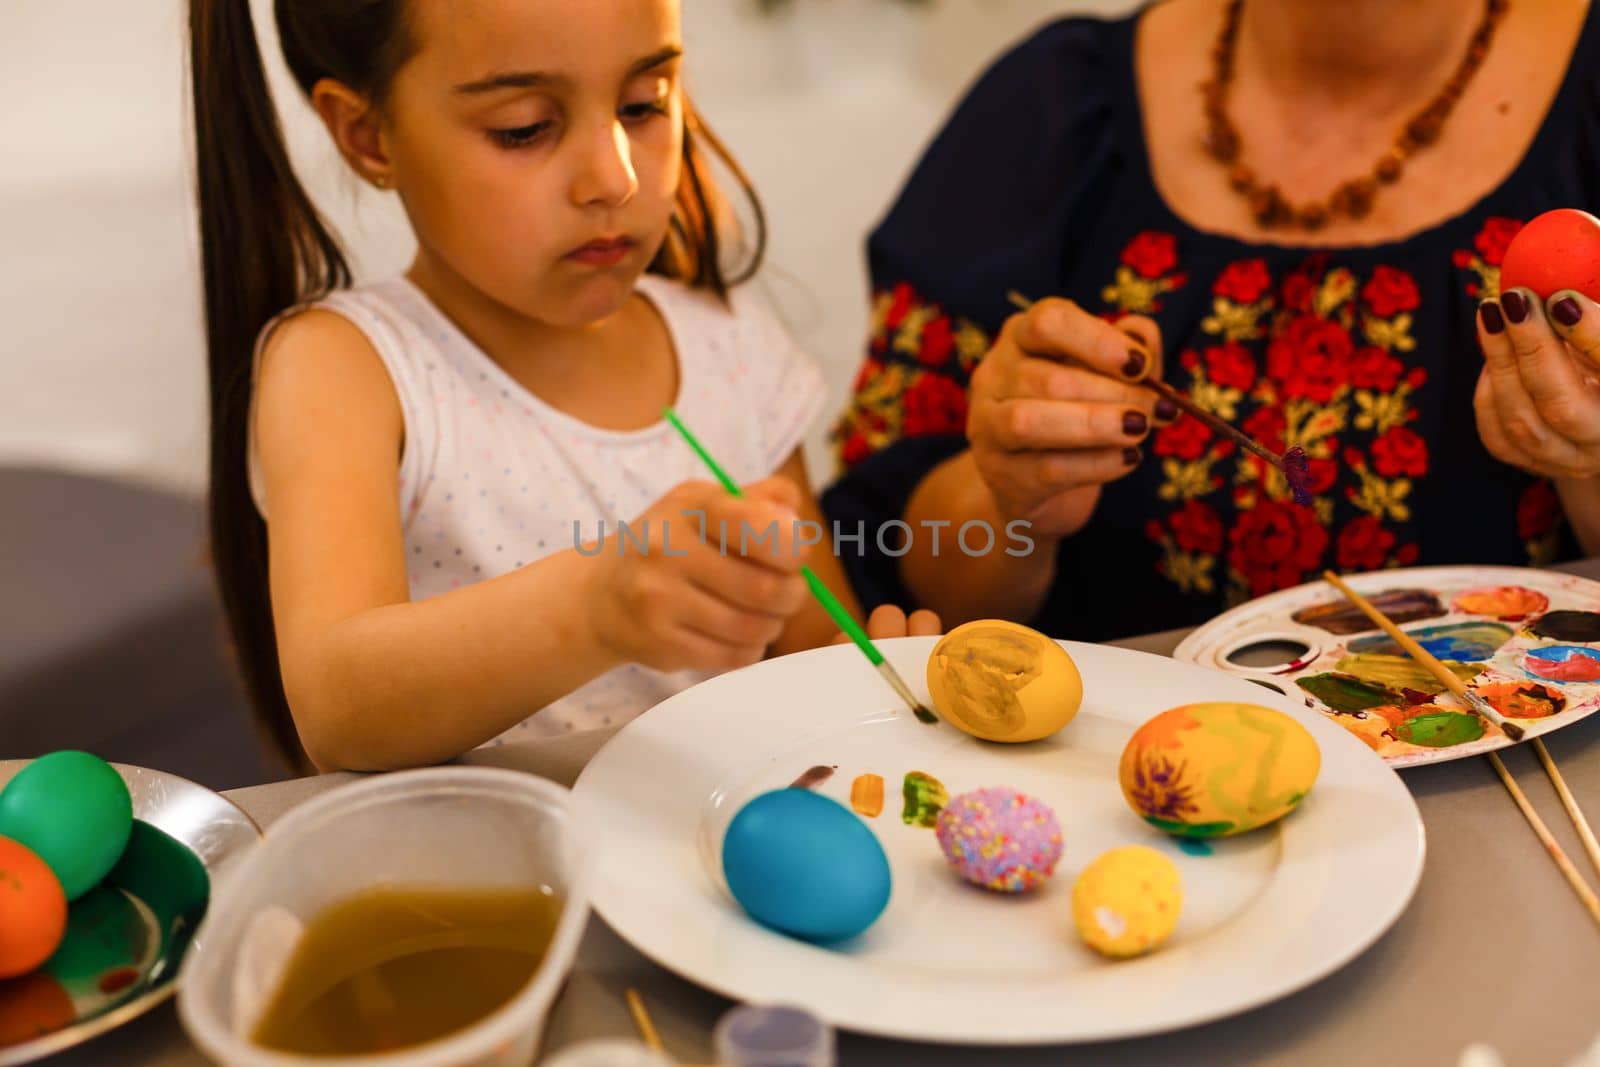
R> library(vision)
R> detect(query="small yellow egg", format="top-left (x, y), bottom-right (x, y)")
top-left (1119, 702), bottom-right (1320, 838)
top-left (925, 620), bottom-right (1083, 742)
top-left (1071, 845), bottom-right (1182, 959)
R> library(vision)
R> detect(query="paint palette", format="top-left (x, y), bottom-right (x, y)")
top-left (1174, 565), bottom-right (1600, 768)
top-left (571, 638), bottom-right (1423, 1045)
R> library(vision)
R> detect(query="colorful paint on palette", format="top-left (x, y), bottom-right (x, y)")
top-left (789, 765), bottom-right (837, 790)
top-left (1526, 610), bottom-right (1600, 643)
top-left (1329, 653), bottom-right (1483, 695)
top-left (901, 772), bottom-right (948, 828)
top-left (1453, 586), bottom-right (1550, 621)
top-left (1174, 566), bottom-right (1600, 765)
top-left (1296, 672), bottom-right (1405, 713)
top-left (1291, 589), bottom-right (1445, 635)
top-left (1393, 711), bottom-right (1485, 748)
top-left (1475, 681), bottom-right (1566, 719)
top-left (1522, 646), bottom-right (1600, 683)
top-left (850, 774), bottom-right (884, 818)
top-left (1347, 622), bottom-right (1512, 663)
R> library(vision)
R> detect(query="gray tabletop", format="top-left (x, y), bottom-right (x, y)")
top-left (48, 593), bottom-right (1600, 1067)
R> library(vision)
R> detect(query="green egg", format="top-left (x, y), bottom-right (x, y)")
top-left (0, 752), bottom-right (132, 901)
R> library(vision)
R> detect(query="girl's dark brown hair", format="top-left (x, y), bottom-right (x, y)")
top-left (188, 0), bottom-right (765, 771)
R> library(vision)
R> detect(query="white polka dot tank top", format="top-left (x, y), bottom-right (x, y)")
top-left (250, 273), bottom-right (825, 744)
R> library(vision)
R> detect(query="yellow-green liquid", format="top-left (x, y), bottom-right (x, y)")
top-left (250, 886), bottom-right (562, 1056)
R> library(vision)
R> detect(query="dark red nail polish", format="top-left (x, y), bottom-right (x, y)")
top-left (1502, 289), bottom-right (1530, 324)
top-left (1154, 397), bottom-right (1179, 422)
top-left (1122, 446), bottom-right (1142, 466)
top-left (1122, 349), bottom-right (1147, 378)
top-left (1479, 301), bottom-right (1505, 334)
top-left (1123, 411), bottom-right (1148, 436)
top-left (1552, 296), bottom-right (1583, 327)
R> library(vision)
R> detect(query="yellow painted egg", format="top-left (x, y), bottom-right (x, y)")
top-left (925, 620), bottom-right (1083, 742)
top-left (1119, 702), bottom-right (1320, 838)
top-left (1071, 845), bottom-right (1182, 958)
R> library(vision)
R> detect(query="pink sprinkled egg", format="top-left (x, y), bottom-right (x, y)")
top-left (934, 787), bottom-right (1063, 893)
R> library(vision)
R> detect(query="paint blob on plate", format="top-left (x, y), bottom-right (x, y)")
top-left (1453, 586), bottom-right (1549, 621)
top-left (1526, 610), bottom-right (1600, 643)
top-left (1522, 646), bottom-right (1600, 683)
top-left (1393, 711), bottom-right (1486, 748)
top-left (1291, 589), bottom-right (1444, 635)
top-left (1347, 622), bottom-right (1512, 663)
top-left (1475, 681), bottom-right (1566, 719)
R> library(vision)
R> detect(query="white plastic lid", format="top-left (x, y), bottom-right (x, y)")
top-left (712, 1004), bottom-right (835, 1067)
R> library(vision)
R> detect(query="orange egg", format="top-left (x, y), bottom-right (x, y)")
top-left (0, 970), bottom-right (74, 1045)
top-left (0, 835), bottom-right (68, 979)
top-left (1499, 208), bottom-right (1600, 302)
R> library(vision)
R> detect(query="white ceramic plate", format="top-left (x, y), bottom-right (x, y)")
top-left (571, 638), bottom-right (1425, 1045)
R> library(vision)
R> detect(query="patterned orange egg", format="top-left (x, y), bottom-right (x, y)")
top-left (1119, 703), bottom-right (1320, 838)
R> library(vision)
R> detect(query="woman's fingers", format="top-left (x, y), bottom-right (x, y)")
top-left (1114, 315), bottom-right (1166, 382)
top-left (984, 397), bottom-right (1152, 453)
top-left (1008, 298), bottom-right (1153, 382)
top-left (1547, 289), bottom-right (1600, 369)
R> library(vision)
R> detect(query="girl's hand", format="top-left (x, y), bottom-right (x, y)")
top-left (966, 298), bottom-right (1173, 540)
top-left (585, 477), bottom-right (811, 673)
top-left (1475, 288), bottom-right (1600, 478)
top-left (832, 604), bottom-right (943, 646)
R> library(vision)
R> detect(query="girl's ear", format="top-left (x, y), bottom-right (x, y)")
top-left (310, 78), bottom-right (392, 190)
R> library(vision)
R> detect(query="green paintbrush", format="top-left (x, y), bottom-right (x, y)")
top-left (663, 408), bottom-right (938, 724)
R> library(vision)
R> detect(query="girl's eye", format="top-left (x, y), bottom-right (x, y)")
top-left (620, 98), bottom-right (668, 123)
top-left (489, 121), bottom-right (553, 148)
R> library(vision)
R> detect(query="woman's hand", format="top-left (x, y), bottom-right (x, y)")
top-left (584, 477), bottom-right (811, 673)
top-left (1475, 287), bottom-right (1600, 478)
top-left (833, 604), bottom-right (943, 645)
top-left (966, 298), bottom-right (1175, 540)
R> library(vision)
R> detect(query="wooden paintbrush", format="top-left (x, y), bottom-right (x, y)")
top-left (1005, 291), bottom-right (1312, 505)
top-left (1321, 571), bottom-right (1523, 742)
top-left (1322, 571), bottom-right (1600, 930)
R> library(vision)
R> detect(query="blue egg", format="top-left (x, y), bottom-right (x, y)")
top-left (722, 788), bottom-right (891, 943)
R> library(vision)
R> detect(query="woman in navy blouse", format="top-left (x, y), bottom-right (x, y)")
top-left (823, 0), bottom-right (1600, 641)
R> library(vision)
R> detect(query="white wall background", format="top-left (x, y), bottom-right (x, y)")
top-left (0, 0), bottom-right (1135, 495)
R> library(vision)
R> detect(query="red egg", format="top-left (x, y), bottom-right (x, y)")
top-left (0, 836), bottom-right (67, 979)
top-left (1498, 208), bottom-right (1600, 302)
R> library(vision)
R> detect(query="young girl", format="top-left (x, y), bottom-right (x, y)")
top-left (189, 0), bottom-right (937, 773)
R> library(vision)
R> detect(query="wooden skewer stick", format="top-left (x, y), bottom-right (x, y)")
top-left (626, 988), bottom-right (665, 1052)
top-left (1485, 750), bottom-right (1600, 928)
top-left (1321, 571), bottom-right (1523, 741)
top-left (1532, 737), bottom-right (1600, 882)
top-left (1322, 571), bottom-right (1600, 930)
top-left (1005, 291), bottom-right (1312, 504)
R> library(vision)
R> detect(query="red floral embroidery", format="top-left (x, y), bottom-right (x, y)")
top-left (1336, 515), bottom-right (1397, 571)
top-left (1122, 231), bottom-right (1179, 279)
top-left (1476, 217), bottom-right (1524, 266)
top-left (1153, 417), bottom-right (1213, 461)
top-left (901, 372), bottom-right (968, 436)
top-left (1266, 314), bottom-right (1354, 403)
top-left (1518, 479), bottom-right (1560, 541)
top-left (1371, 427), bottom-right (1428, 478)
top-left (1360, 266), bottom-right (1421, 317)
top-left (1204, 342), bottom-right (1257, 390)
top-left (1213, 259), bottom-right (1271, 304)
top-left (1170, 499), bottom-right (1224, 555)
top-left (917, 316), bottom-right (955, 367)
top-left (1349, 346), bottom-right (1404, 391)
top-left (1228, 501), bottom-right (1330, 598)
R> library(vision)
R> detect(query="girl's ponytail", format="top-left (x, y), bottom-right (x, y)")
top-left (188, 0), bottom-right (369, 771)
